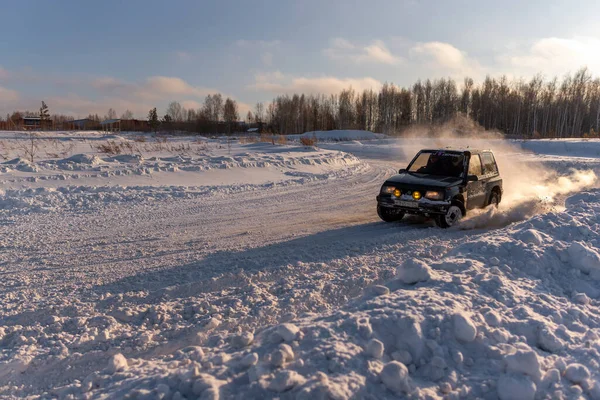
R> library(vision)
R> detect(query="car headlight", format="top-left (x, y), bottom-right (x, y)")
top-left (381, 186), bottom-right (396, 195)
top-left (412, 191), bottom-right (422, 200)
top-left (425, 191), bottom-right (443, 200)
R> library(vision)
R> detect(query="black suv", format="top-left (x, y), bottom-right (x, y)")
top-left (376, 149), bottom-right (502, 228)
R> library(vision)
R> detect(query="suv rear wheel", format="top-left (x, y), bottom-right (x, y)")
top-left (488, 191), bottom-right (500, 208)
top-left (377, 205), bottom-right (405, 223)
top-left (435, 202), bottom-right (463, 228)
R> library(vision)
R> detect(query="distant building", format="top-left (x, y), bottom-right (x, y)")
top-left (245, 122), bottom-right (265, 134)
top-left (100, 119), bottom-right (121, 132)
top-left (23, 116), bottom-right (42, 129)
top-left (6, 116), bottom-right (53, 131)
top-left (100, 119), bottom-right (150, 132)
top-left (71, 118), bottom-right (99, 130)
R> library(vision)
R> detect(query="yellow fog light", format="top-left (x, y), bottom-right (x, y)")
top-left (393, 189), bottom-right (401, 197)
top-left (412, 191), bottom-right (422, 200)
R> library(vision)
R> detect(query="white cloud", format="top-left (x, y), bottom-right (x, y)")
top-left (330, 38), bottom-right (354, 50)
top-left (324, 38), bottom-right (402, 65)
top-left (291, 76), bottom-right (382, 94)
top-left (0, 67), bottom-right (10, 80)
top-left (410, 42), bottom-right (465, 70)
top-left (46, 94), bottom-right (154, 119)
top-left (408, 41), bottom-right (485, 80)
top-left (0, 67), bottom-right (247, 119)
top-left (364, 42), bottom-right (401, 65)
top-left (0, 86), bottom-right (19, 103)
top-left (236, 101), bottom-right (252, 118)
top-left (499, 36), bottom-right (600, 76)
top-left (181, 100), bottom-right (202, 110)
top-left (250, 71), bottom-right (382, 95)
top-left (92, 77), bottom-right (132, 91)
top-left (91, 76), bottom-right (215, 101)
top-left (139, 76), bottom-right (214, 100)
top-left (255, 71), bottom-right (285, 82)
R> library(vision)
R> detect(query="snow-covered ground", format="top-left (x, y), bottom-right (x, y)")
top-left (291, 130), bottom-right (385, 141)
top-left (1, 130), bottom-right (600, 399)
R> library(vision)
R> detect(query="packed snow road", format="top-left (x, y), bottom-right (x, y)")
top-left (1, 158), bottom-right (394, 295)
top-left (2, 131), bottom-right (600, 399)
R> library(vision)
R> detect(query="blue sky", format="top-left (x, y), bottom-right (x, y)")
top-left (1, 0), bottom-right (599, 118)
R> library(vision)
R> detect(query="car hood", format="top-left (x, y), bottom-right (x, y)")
top-left (385, 172), bottom-right (462, 188)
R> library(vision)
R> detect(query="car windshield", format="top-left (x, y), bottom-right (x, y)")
top-left (407, 151), bottom-right (465, 177)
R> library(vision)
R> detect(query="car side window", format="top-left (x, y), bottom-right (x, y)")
top-left (481, 153), bottom-right (498, 175)
top-left (468, 154), bottom-right (483, 176)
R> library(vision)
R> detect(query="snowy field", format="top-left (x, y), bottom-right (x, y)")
top-left (1, 130), bottom-right (600, 399)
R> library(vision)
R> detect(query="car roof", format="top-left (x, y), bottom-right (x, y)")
top-left (420, 148), bottom-right (493, 155)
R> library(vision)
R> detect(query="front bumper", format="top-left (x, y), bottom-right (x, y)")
top-left (377, 195), bottom-right (450, 216)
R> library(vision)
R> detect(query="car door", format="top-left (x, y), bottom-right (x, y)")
top-left (466, 154), bottom-right (486, 209)
top-left (480, 152), bottom-right (500, 203)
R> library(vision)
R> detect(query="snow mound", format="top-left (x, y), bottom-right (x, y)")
top-left (568, 241), bottom-right (600, 276)
top-left (452, 313), bottom-right (477, 342)
top-left (380, 361), bottom-right (411, 394)
top-left (106, 154), bottom-right (144, 163)
top-left (396, 258), bottom-right (432, 284)
top-left (33, 189), bottom-right (600, 399)
top-left (497, 374), bottom-right (536, 400)
top-left (59, 154), bottom-right (103, 165)
top-left (2, 157), bottom-right (38, 172)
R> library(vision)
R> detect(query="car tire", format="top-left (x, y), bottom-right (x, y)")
top-left (435, 202), bottom-right (464, 228)
top-left (377, 205), bottom-right (405, 223)
top-left (488, 191), bottom-right (500, 208)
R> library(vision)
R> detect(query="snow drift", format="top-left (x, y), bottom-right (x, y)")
top-left (2, 130), bottom-right (600, 399)
top-left (8, 189), bottom-right (600, 399)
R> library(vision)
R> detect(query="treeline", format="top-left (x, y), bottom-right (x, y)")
top-left (264, 67), bottom-right (600, 138)
top-left (3, 68), bottom-right (599, 137)
top-left (152, 95), bottom-right (242, 134)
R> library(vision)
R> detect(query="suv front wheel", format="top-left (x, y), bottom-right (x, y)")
top-left (377, 205), bottom-right (405, 223)
top-left (435, 202), bottom-right (464, 228)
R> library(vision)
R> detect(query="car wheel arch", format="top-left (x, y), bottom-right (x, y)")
top-left (490, 186), bottom-right (502, 203)
top-left (452, 195), bottom-right (466, 214)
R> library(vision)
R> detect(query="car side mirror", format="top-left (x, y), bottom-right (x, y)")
top-left (399, 169), bottom-right (406, 174)
top-left (467, 174), bottom-right (478, 182)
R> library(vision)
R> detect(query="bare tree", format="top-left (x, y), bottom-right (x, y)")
top-left (202, 94), bottom-right (224, 122)
top-left (186, 108), bottom-right (197, 121)
top-left (121, 110), bottom-right (134, 119)
top-left (223, 98), bottom-right (239, 134)
top-left (19, 131), bottom-right (39, 163)
top-left (254, 102), bottom-right (265, 124)
top-left (166, 101), bottom-right (184, 122)
top-left (105, 108), bottom-right (117, 120)
top-left (212, 94), bottom-right (223, 122)
top-left (337, 88), bottom-right (355, 129)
